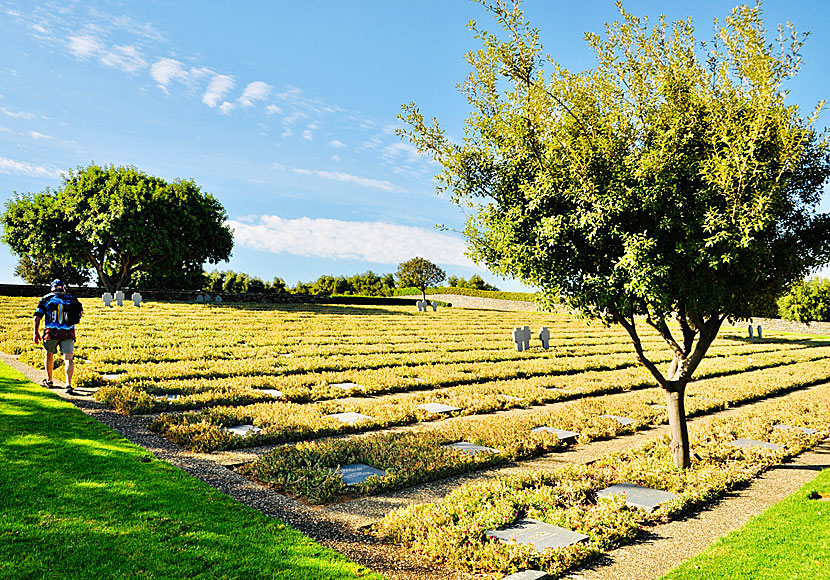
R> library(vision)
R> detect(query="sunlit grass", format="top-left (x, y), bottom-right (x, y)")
top-left (0, 362), bottom-right (386, 580)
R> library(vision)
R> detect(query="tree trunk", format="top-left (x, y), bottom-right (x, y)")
top-left (664, 380), bottom-right (690, 468)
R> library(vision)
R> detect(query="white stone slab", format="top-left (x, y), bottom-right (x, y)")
top-left (224, 424), bottom-right (262, 437)
top-left (774, 424), bottom-right (818, 435)
top-left (531, 426), bottom-right (579, 444)
top-left (445, 442), bottom-right (502, 455)
top-left (502, 571), bottom-right (549, 580)
top-left (330, 382), bottom-right (363, 391)
top-left (337, 463), bottom-right (386, 485)
top-left (101, 373), bottom-right (123, 381)
top-left (418, 402), bottom-right (461, 414)
top-left (601, 414), bottom-right (635, 426)
top-left (327, 412), bottom-right (375, 424)
top-left (155, 394), bottom-right (180, 401)
top-left (729, 438), bottom-right (782, 451)
top-left (487, 518), bottom-right (588, 552)
top-left (650, 404), bottom-right (668, 411)
top-left (260, 389), bottom-right (283, 398)
top-left (596, 483), bottom-right (676, 512)
top-left (501, 570), bottom-right (550, 580)
top-left (499, 394), bottom-right (521, 401)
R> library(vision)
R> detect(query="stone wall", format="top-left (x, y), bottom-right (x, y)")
top-left (724, 316), bottom-right (830, 337)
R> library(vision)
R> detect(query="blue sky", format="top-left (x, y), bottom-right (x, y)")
top-left (1, 1), bottom-right (829, 291)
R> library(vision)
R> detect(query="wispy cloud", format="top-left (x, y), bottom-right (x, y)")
top-left (238, 81), bottom-right (271, 107)
top-left (67, 34), bottom-right (103, 57)
top-left (1, 107), bottom-right (36, 120)
top-left (202, 73), bottom-right (234, 107)
top-left (67, 34), bottom-right (147, 73)
top-left (228, 215), bottom-right (475, 267)
top-left (0, 156), bottom-right (62, 178)
top-left (28, 131), bottom-right (52, 139)
top-left (150, 57), bottom-right (188, 93)
top-left (292, 168), bottom-right (405, 193)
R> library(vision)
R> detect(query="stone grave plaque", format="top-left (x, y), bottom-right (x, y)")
top-left (487, 518), bottom-right (588, 552)
top-left (499, 394), bottom-right (521, 402)
top-left (330, 382), bottom-right (362, 391)
top-left (650, 404), bottom-right (668, 411)
top-left (161, 394), bottom-right (180, 401)
top-left (261, 389), bottom-right (283, 398)
top-left (327, 411), bottom-right (375, 424)
top-left (596, 482), bottom-right (676, 512)
top-left (280, 353), bottom-right (293, 357)
top-left (729, 438), bottom-right (781, 451)
top-left (101, 373), bottom-right (123, 381)
top-left (601, 414), bottom-right (635, 426)
top-left (418, 402), bottom-right (461, 414)
top-left (224, 424), bottom-right (262, 437)
top-left (445, 441), bottom-right (502, 455)
top-left (502, 571), bottom-right (549, 580)
top-left (774, 424), bottom-right (818, 435)
top-left (531, 426), bottom-right (579, 445)
top-left (337, 463), bottom-right (386, 485)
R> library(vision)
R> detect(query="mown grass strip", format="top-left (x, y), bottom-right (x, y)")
top-left (0, 362), bottom-right (384, 580)
top-left (658, 467), bottom-right (830, 580)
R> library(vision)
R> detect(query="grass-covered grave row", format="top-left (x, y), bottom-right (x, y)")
top-left (371, 382), bottom-right (830, 577)
top-left (148, 348), bottom-right (830, 452)
top-left (235, 357), bottom-right (830, 501)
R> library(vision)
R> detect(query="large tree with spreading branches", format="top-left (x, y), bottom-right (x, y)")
top-left (2, 163), bottom-right (234, 292)
top-left (400, 1), bottom-right (830, 468)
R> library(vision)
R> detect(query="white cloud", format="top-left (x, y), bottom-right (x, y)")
top-left (1, 107), bottom-right (35, 120)
top-left (329, 139), bottom-right (346, 148)
top-left (218, 101), bottom-right (235, 115)
top-left (202, 73), bottom-right (234, 107)
top-left (28, 131), bottom-right (52, 139)
top-left (292, 168), bottom-right (404, 193)
top-left (303, 129), bottom-right (314, 141)
top-left (384, 142), bottom-right (422, 163)
top-left (238, 81), bottom-right (271, 107)
top-left (99, 44), bottom-right (147, 73)
top-left (67, 34), bottom-right (103, 57)
top-left (150, 57), bottom-right (188, 93)
top-left (0, 156), bottom-right (62, 178)
top-left (228, 215), bottom-right (475, 267)
top-left (266, 104), bottom-right (282, 115)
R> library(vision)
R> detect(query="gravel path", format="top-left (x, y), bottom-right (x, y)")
top-left (3, 350), bottom-right (828, 580)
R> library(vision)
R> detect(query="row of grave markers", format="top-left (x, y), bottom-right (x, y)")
top-left (416, 300), bottom-right (438, 312)
top-left (748, 324), bottom-right (763, 339)
top-left (196, 294), bottom-right (223, 303)
top-left (102, 291), bottom-right (142, 307)
top-left (513, 326), bottom-right (551, 351)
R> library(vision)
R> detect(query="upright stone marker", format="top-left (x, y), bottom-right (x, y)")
top-left (596, 482), bottom-right (676, 512)
top-left (131, 292), bottom-right (142, 307)
top-left (757, 324), bottom-right (762, 339)
top-left (215, 295), bottom-right (223, 302)
top-left (748, 324), bottom-right (753, 339)
top-left (102, 292), bottom-right (113, 307)
top-left (431, 300), bottom-right (438, 312)
top-left (522, 326), bottom-right (531, 350)
top-left (539, 327), bottom-right (550, 349)
top-left (115, 290), bottom-right (124, 307)
top-left (512, 327), bottom-right (525, 352)
top-left (487, 518), bottom-right (589, 552)
top-left (203, 294), bottom-right (211, 302)
top-left (196, 294), bottom-right (204, 303)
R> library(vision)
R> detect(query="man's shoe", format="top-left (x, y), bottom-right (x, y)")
top-left (41, 379), bottom-right (54, 388)
top-left (65, 386), bottom-right (74, 395)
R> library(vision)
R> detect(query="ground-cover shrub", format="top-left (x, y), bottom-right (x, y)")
top-left (374, 383), bottom-right (830, 577)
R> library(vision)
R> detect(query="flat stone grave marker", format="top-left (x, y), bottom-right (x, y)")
top-left (596, 482), bottom-right (676, 512)
top-left (327, 411), bottom-right (375, 424)
top-left (280, 353), bottom-right (293, 357)
top-left (531, 426), bottom-right (579, 444)
top-left (729, 438), bottom-right (781, 451)
top-left (158, 394), bottom-right (180, 401)
top-left (337, 463), bottom-right (386, 485)
top-left (418, 402), bottom-right (461, 414)
top-left (774, 424), bottom-right (818, 435)
top-left (650, 404), bottom-right (668, 411)
top-left (445, 441), bottom-right (502, 455)
top-left (260, 389), bottom-right (283, 398)
top-left (499, 394), bottom-right (521, 401)
top-left (329, 382), bottom-right (363, 391)
top-left (601, 414), bottom-right (635, 426)
top-left (101, 373), bottom-right (123, 381)
top-left (224, 424), bottom-right (262, 437)
top-left (502, 571), bottom-right (549, 580)
top-left (487, 518), bottom-right (589, 552)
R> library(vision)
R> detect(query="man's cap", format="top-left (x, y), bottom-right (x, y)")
top-left (50, 279), bottom-right (65, 290)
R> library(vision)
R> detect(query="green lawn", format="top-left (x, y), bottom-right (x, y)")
top-left (0, 361), bottom-right (386, 580)
top-left (660, 467), bottom-right (830, 580)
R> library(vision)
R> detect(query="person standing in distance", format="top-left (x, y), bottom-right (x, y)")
top-left (33, 280), bottom-right (84, 395)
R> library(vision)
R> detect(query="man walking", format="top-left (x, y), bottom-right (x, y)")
top-left (33, 280), bottom-right (84, 395)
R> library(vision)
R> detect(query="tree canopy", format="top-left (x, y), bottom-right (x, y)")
top-left (2, 164), bottom-right (234, 292)
top-left (400, 1), bottom-right (830, 467)
top-left (396, 257), bottom-right (447, 302)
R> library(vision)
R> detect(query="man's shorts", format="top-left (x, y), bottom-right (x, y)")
top-left (44, 338), bottom-right (75, 355)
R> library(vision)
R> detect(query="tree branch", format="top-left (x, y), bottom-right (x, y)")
top-left (611, 308), bottom-right (668, 388)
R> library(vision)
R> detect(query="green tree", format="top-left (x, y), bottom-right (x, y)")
top-left (400, 1), bottom-right (830, 467)
top-left (13, 253), bottom-right (91, 287)
top-left (2, 164), bottom-right (234, 292)
top-left (778, 278), bottom-right (830, 322)
top-left (396, 257), bottom-right (446, 302)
